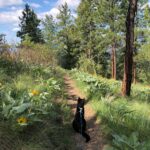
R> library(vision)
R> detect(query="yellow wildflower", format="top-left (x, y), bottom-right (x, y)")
top-left (17, 117), bottom-right (27, 124)
top-left (31, 90), bottom-right (40, 96)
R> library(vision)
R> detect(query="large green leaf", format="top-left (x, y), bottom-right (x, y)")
top-left (12, 103), bottom-right (31, 114)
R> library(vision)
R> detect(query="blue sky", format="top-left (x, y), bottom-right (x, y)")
top-left (0, 0), bottom-right (80, 43)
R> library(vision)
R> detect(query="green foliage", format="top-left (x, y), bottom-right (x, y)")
top-left (57, 2), bottom-right (72, 27)
top-left (71, 69), bottom-right (121, 97)
top-left (136, 44), bottom-right (150, 84)
top-left (0, 57), bottom-right (29, 83)
top-left (75, 0), bottom-right (128, 78)
top-left (90, 96), bottom-right (150, 137)
top-left (76, 0), bottom-right (97, 55)
top-left (0, 34), bottom-right (9, 57)
top-left (42, 15), bottom-right (56, 49)
top-left (13, 74), bottom-right (34, 91)
top-left (132, 83), bottom-right (150, 102)
top-left (56, 3), bottom-right (80, 69)
top-left (0, 62), bottom-right (63, 131)
top-left (112, 132), bottom-right (150, 150)
top-left (21, 34), bottom-right (34, 48)
top-left (0, 34), bottom-right (6, 44)
top-left (77, 55), bottom-right (97, 75)
top-left (144, 5), bottom-right (150, 28)
top-left (71, 69), bottom-right (150, 102)
top-left (17, 4), bottom-right (43, 43)
top-left (70, 69), bottom-right (150, 147)
top-left (0, 75), bottom-right (61, 126)
top-left (0, 62), bottom-right (75, 149)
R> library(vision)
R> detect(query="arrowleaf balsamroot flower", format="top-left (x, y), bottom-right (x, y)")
top-left (31, 90), bottom-right (40, 96)
top-left (17, 117), bottom-right (27, 124)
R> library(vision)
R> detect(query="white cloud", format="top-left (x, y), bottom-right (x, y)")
top-left (72, 13), bottom-right (77, 18)
top-left (12, 27), bottom-right (20, 32)
top-left (30, 3), bottom-right (41, 8)
top-left (13, 22), bottom-right (19, 26)
top-left (38, 8), bottom-right (60, 19)
top-left (0, 0), bottom-right (23, 7)
top-left (57, 0), bottom-right (80, 8)
top-left (43, 0), bottom-right (50, 4)
top-left (0, 9), bottom-right (22, 24)
top-left (39, 0), bottom-right (80, 20)
top-left (11, 6), bottom-right (17, 10)
top-left (49, 8), bottom-right (60, 17)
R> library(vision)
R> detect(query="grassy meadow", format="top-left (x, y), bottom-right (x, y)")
top-left (70, 69), bottom-right (150, 149)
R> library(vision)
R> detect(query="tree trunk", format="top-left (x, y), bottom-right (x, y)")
top-left (111, 43), bottom-right (116, 80)
top-left (122, 0), bottom-right (138, 96)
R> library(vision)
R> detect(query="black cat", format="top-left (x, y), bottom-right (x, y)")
top-left (72, 97), bottom-right (90, 142)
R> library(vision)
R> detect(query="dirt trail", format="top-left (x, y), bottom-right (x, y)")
top-left (64, 75), bottom-right (105, 150)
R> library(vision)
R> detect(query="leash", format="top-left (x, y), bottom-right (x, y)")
top-left (79, 107), bottom-right (83, 134)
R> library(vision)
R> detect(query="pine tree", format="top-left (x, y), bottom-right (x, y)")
top-left (132, 0), bottom-right (148, 84)
top-left (76, 0), bottom-right (129, 78)
top-left (0, 34), bottom-right (10, 56)
top-left (0, 34), bottom-right (6, 45)
top-left (76, 0), bottom-right (110, 76)
top-left (76, 0), bottom-right (97, 59)
top-left (144, 5), bottom-right (150, 30)
top-left (95, 0), bottom-right (128, 79)
top-left (17, 4), bottom-right (43, 43)
top-left (122, 0), bottom-right (138, 96)
top-left (42, 15), bottom-right (56, 49)
top-left (56, 3), bottom-right (79, 69)
top-left (134, 2), bottom-right (150, 84)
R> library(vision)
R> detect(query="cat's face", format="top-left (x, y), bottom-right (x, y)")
top-left (77, 97), bottom-right (85, 108)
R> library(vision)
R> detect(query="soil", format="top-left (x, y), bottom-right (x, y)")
top-left (64, 75), bottom-right (106, 150)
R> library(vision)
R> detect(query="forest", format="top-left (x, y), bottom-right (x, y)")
top-left (0, 0), bottom-right (150, 149)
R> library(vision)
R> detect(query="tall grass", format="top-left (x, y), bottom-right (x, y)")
top-left (70, 69), bottom-right (150, 148)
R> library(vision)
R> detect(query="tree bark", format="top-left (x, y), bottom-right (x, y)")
top-left (122, 0), bottom-right (138, 96)
top-left (111, 43), bottom-right (116, 80)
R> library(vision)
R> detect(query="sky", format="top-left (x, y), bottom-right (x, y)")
top-left (0, 0), bottom-right (80, 43)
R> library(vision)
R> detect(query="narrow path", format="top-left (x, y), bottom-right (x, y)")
top-left (64, 75), bottom-right (105, 150)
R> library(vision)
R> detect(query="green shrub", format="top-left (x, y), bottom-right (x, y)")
top-left (0, 71), bottom-right (61, 129)
top-left (71, 69), bottom-right (150, 102)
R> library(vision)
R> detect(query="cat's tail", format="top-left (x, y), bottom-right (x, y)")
top-left (82, 132), bottom-right (90, 142)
